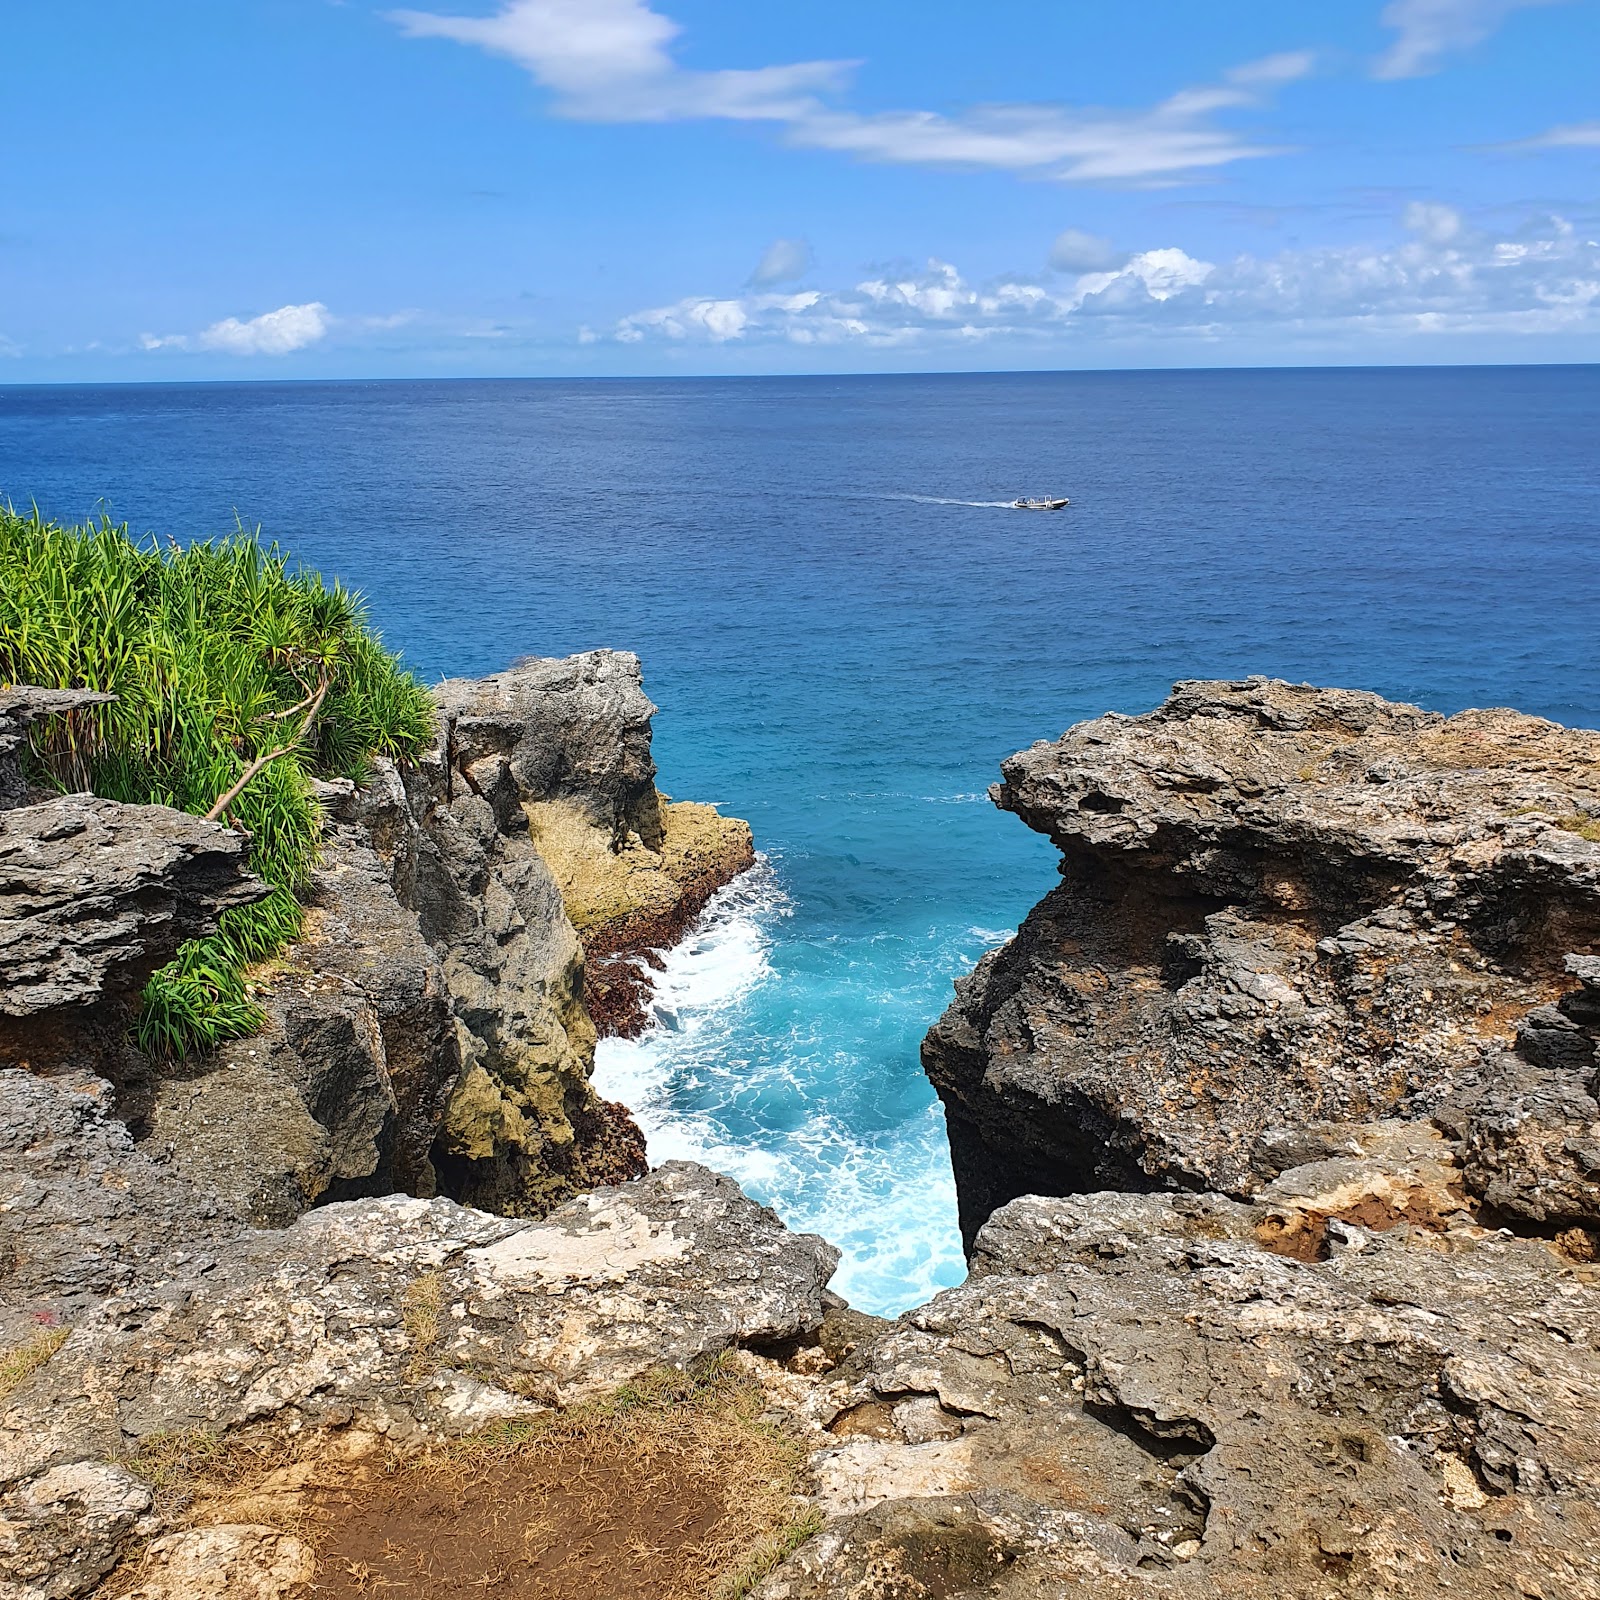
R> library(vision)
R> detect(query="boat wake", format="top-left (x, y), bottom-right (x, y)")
top-left (592, 855), bottom-right (968, 1314)
top-left (876, 493), bottom-right (1021, 509)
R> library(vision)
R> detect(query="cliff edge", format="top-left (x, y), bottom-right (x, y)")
top-left (924, 675), bottom-right (1600, 1247)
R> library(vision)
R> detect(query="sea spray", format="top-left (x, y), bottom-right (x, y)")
top-left (593, 855), bottom-right (973, 1314)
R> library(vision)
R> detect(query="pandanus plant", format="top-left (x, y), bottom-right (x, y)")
top-left (0, 506), bottom-right (434, 1056)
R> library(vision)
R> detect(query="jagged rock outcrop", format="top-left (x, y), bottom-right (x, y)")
top-left (757, 1128), bottom-right (1600, 1599)
top-left (925, 677), bottom-right (1600, 1247)
top-left (433, 654), bottom-right (754, 1036)
top-left (0, 792), bottom-right (267, 1078)
top-left (124, 651), bottom-right (750, 1224)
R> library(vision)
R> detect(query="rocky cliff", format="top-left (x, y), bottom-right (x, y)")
top-left (3, 652), bottom-right (753, 1228)
top-left (5, 673), bottom-right (1599, 1600)
top-left (925, 676), bottom-right (1600, 1248)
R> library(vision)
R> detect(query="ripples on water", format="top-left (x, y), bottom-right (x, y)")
top-left (5, 368), bottom-right (1599, 1314)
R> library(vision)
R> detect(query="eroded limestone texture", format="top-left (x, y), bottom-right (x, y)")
top-left (756, 1128), bottom-right (1600, 1599)
top-left (925, 676), bottom-right (1600, 1245)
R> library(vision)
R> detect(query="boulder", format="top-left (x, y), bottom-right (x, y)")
top-left (0, 793), bottom-right (266, 1077)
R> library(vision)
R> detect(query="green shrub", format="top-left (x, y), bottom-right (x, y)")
top-left (0, 505), bottom-right (434, 1056)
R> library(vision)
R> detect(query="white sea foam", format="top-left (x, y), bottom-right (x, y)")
top-left (877, 492), bottom-right (1020, 509)
top-left (593, 854), bottom-right (968, 1314)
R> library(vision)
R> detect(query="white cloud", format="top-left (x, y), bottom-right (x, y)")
top-left (607, 211), bottom-right (1600, 349)
top-left (1501, 119), bottom-right (1600, 150)
top-left (389, 2), bottom-right (1312, 185)
top-left (1048, 229), bottom-right (1124, 273)
top-left (1403, 200), bottom-right (1464, 244)
top-left (1373, 0), bottom-right (1573, 79)
top-left (142, 302), bottom-right (331, 355)
top-left (749, 237), bottom-right (814, 286)
top-left (387, 0), bottom-right (850, 121)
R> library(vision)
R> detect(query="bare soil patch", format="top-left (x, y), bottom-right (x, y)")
top-left (100, 1362), bottom-right (817, 1600)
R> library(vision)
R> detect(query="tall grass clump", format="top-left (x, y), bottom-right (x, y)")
top-left (0, 505), bottom-right (434, 1057)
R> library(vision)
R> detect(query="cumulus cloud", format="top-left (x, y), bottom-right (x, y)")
top-left (607, 211), bottom-right (1600, 349)
top-left (1373, 0), bottom-right (1573, 79)
top-left (390, 1), bottom-right (1312, 185)
top-left (1048, 229), bottom-right (1124, 273)
top-left (1501, 119), bottom-right (1600, 150)
top-left (749, 238), bottom-right (814, 286)
top-left (142, 302), bottom-right (331, 355)
top-left (1403, 200), bottom-right (1465, 244)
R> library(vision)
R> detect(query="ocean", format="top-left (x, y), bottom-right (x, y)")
top-left (4, 367), bottom-right (1598, 1314)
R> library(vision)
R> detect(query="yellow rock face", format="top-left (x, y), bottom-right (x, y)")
top-left (524, 791), bottom-right (755, 952)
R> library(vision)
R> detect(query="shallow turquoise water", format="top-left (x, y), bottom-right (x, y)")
top-left (5, 368), bottom-right (1599, 1311)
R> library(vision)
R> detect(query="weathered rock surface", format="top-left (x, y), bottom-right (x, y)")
top-left (0, 1161), bottom-right (836, 1595)
top-left (0, 690), bottom-right (115, 812)
top-left (107, 651), bottom-right (749, 1225)
top-left (758, 1129), bottom-right (1600, 1599)
top-left (436, 653), bottom-right (755, 1037)
top-left (116, 1524), bottom-right (313, 1600)
top-left (0, 794), bottom-right (267, 1077)
top-left (0, 1072), bottom-right (239, 1350)
top-left (0, 1461), bottom-right (152, 1600)
top-left (925, 677), bottom-right (1600, 1246)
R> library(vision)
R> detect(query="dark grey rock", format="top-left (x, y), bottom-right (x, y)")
top-left (0, 1071), bottom-right (241, 1349)
top-left (0, 795), bottom-right (266, 1075)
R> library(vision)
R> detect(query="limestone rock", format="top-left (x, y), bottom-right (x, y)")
top-left (0, 1163), bottom-right (838, 1485)
top-left (117, 1524), bottom-right (313, 1600)
top-left (925, 677), bottom-right (1600, 1245)
top-left (0, 1461), bottom-right (152, 1600)
top-left (0, 1070), bottom-right (240, 1348)
top-left (766, 1146), bottom-right (1600, 1599)
top-left (109, 651), bottom-right (746, 1226)
top-left (0, 794), bottom-right (266, 1075)
top-left (138, 825), bottom-right (458, 1223)
top-left (433, 652), bottom-right (754, 1037)
top-left (1447, 955), bottom-right (1600, 1229)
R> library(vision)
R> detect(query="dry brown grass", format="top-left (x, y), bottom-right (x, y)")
top-left (0, 1326), bottom-right (68, 1402)
top-left (400, 1270), bottom-right (444, 1381)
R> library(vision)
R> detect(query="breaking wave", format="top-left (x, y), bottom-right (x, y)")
top-left (592, 856), bottom-right (970, 1315)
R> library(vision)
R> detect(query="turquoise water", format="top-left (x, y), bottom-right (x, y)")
top-left (4, 368), bottom-right (1599, 1311)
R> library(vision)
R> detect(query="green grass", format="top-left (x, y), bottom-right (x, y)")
top-left (0, 505), bottom-right (434, 1057)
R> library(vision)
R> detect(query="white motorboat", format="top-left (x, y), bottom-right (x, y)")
top-left (1012, 496), bottom-right (1070, 511)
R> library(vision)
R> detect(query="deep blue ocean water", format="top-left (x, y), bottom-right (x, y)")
top-left (4, 368), bottom-right (1599, 1313)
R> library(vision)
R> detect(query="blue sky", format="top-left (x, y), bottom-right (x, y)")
top-left (3, 0), bottom-right (1599, 378)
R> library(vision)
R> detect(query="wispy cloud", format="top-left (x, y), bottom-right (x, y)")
top-left (787, 53), bottom-right (1314, 183)
top-left (749, 238), bottom-right (814, 286)
top-left (388, 1), bottom-right (1313, 185)
top-left (142, 302), bottom-right (331, 355)
top-left (1373, 0), bottom-right (1574, 79)
top-left (387, 0), bottom-right (850, 121)
top-left (608, 208), bottom-right (1600, 349)
top-left (1498, 119), bottom-right (1600, 150)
